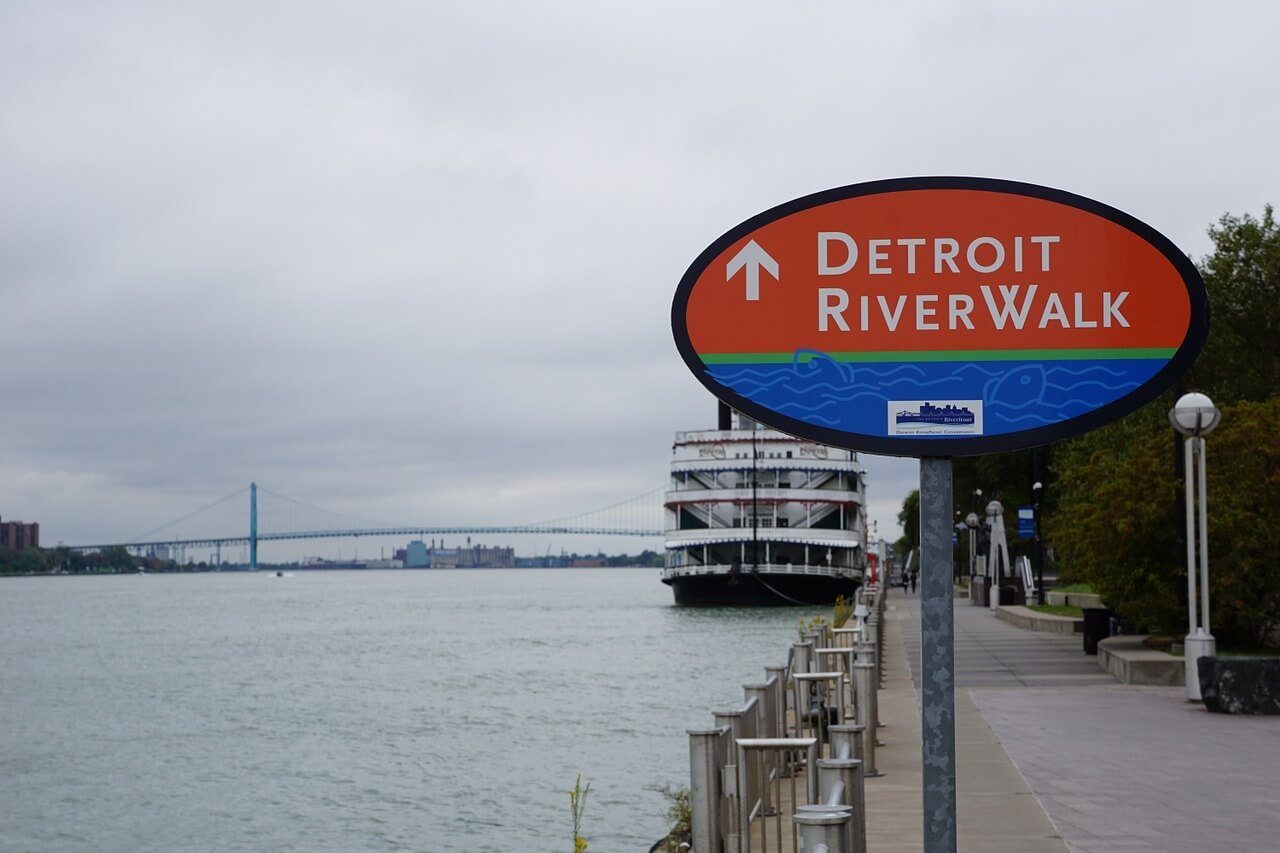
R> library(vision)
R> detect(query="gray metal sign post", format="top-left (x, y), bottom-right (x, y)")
top-left (919, 457), bottom-right (956, 851)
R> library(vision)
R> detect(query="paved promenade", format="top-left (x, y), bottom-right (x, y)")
top-left (899, 591), bottom-right (1115, 689)
top-left (865, 593), bottom-right (1066, 851)
top-left (892, 588), bottom-right (1280, 852)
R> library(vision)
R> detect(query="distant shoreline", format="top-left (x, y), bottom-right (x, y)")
top-left (1, 564), bottom-right (660, 578)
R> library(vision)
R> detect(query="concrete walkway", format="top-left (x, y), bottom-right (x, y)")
top-left (865, 591), bottom-right (1067, 851)
top-left (894, 588), bottom-right (1280, 852)
top-left (900, 592), bottom-right (1115, 689)
top-left (970, 685), bottom-right (1280, 852)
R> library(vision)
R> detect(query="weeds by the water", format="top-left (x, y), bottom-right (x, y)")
top-left (833, 594), bottom-right (853, 627)
top-left (646, 782), bottom-right (692, 851)
top-left (797, 613), bottom-right (828, 640)
top-left (570, 774), bottom-right (590, 852)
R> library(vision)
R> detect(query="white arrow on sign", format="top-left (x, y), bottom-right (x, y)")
top-left (725, 240), bottom-right (779, 302)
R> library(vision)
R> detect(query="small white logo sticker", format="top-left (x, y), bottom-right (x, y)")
top-left (888, 400), bottom-right (984, 436)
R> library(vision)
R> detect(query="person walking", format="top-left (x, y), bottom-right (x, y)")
top-left (901, 570), bottom-right (910, 594)
top-left (909, 568), bottom-right (918, 593)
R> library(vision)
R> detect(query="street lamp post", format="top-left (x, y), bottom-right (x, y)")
top-left (986, 500), bottom-right (1007, 612)
top-left (1032, 479), bottom-right (1045, 606)
top-left (953, 518), bottom-right (967, 583)
top-left (1169, 392), bottom-right (1220, 702)
top-left (964, 512), bottom-right (979, 580)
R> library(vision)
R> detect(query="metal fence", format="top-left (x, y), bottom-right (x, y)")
top-left (685, 582), bottom-right (887, 852)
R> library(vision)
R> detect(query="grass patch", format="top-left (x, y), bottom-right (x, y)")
top-left (1051, 582), bottom-right (1094, 594)
top-left (1027, 603), bottom-right (1084, 618)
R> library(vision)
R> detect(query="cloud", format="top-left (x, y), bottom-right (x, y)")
top-left (1, 1), bottom-right (1276, 556)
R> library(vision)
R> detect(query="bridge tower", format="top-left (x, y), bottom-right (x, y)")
top-left (249, 482), bottom-right (258, 570)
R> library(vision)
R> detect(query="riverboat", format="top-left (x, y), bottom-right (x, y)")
top-left (662, 404), bottom-right (866, 606)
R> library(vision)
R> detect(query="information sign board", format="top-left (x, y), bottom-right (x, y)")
top-left (1017, 506), bottom-right (1035, 538)
top-left (672, 177), bottom-right (1209, 456)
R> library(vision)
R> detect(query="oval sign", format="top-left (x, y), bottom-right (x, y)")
top-left (672, 177), bottom-right (1209, 456)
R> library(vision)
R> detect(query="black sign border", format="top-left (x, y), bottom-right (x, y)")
top-left (671, 176), bottom-right (1210, 457)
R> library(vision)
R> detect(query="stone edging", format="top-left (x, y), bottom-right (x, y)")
top-left (1097, 635), bottom-right (1184, 685)
top-left (994, 605), bottom-right (1083, 636)
top-left (1045, 590), bottom-right (1103, 609)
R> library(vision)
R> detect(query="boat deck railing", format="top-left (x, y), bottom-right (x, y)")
top-left (661, 563), bottom-right (861, 582)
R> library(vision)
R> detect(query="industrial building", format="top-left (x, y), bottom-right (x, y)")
top-left (402, 539), bottom-right (515, 568)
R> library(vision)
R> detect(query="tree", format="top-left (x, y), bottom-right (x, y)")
top-left (1050, 396), bottom-right (1280, 645)
top-left (896, 489), bottom-right (920, 558)
top-left (1049, 206), bottom-right (1280, 646)
top-left (1186, 206), bottom-right (1280, 405)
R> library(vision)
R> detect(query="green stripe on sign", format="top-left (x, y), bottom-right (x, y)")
top-left (701, 348), bottom-right (1177, 364)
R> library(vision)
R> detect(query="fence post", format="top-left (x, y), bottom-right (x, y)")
top-left (688, 728), bottom-right (724, 853)
top-left (850, 663), bottom-right (879, 776)
top-left (714, 710), bottom-right (746, 851)
top-left (764, 666), bottom-right (787, 738)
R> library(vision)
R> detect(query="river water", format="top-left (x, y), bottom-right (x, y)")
top-left (0, 569), bottom-right (808, 852)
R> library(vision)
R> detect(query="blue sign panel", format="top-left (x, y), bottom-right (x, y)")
top-left (1017, 506), bottom-right (1035, 539)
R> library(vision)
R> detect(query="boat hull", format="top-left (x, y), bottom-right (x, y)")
top-left (663, 571), bottom-right (859, 607)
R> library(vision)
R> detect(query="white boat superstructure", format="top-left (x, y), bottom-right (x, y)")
top-left (663, 411), bottom-right (867, 606)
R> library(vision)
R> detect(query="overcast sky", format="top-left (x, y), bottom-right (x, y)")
top-left (3, 2), bottom-right (1277, 559)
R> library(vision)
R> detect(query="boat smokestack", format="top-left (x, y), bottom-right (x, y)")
top-left (718, 401), bottom-right (732, 431)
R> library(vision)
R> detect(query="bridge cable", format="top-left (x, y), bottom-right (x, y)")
top-left (527, 485), bottom-right (667, 529)
top-left (255, 485), bottom-right (386, 529)
top-left (130, 485), bottom-right (249, 543)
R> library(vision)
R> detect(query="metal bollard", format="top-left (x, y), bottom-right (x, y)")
top-left (794, 808), bottom-right (852, 853)
top-left (828, 723), bottom-right (864, 763)
top-left (850, 663), bottom-right (880, 776)
top-left (795, 804), bottom-right (853, 853)
top-left (816, 757), bottom-right (866, 853)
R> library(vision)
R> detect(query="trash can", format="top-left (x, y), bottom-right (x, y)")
top-left (999, 585), bottom-right (1017, 606)
top-left (1082, 607), bottom-right (1115, 655)
top-left (971, 575), bottom-right (986, 606)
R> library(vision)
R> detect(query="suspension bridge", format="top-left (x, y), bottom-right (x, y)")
top-left (67, 482), bottom-right (667, 567)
